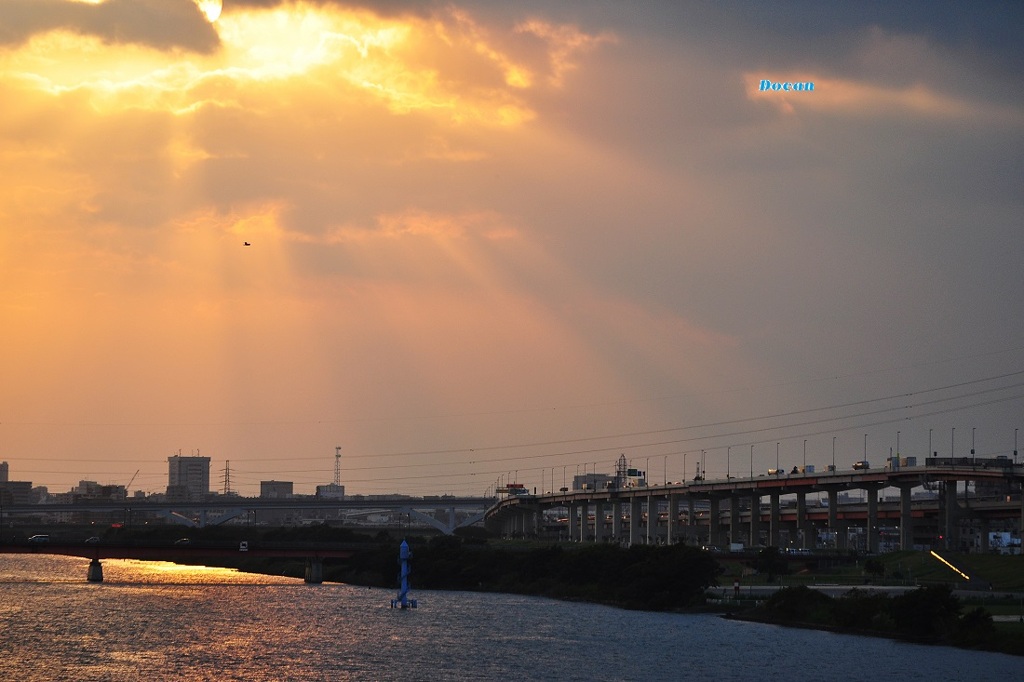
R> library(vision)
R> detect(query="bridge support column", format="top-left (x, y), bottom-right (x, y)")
top-left (530, 506), bottom-right (541, 537)
top-left (866, 486), bottom-right (879, 553)
top-left (686, 497), bottom-right (695, 545)
top-left (579, 500), bottom-right (589, 542)
top-left (978, 518), bottom-right (990, 553)
top-left (749, 494), bottom-right (760, 547)
top-left (666, 493), bottom-right (680, 544)
top-left (795, 492), bottom-right (808, 550)
top-left (827, 489), bottom-right (844, 550)
top-left (594, 502), bottom-right (605, 542)
top-left (612, 500), bottom-right (623, 543)
top-left (899, 485), bottom-right (914, 550)
top-left (87, 559), bottom-right (103, 583)
top-left (728, 496), bottom-right (739, 546)
top-left (645, 493), bottom-right (654, 544)
top-left (769, 493), bottom-right (781, 547)
top-left (944, 481), bottom-right (958, 550)
top-left (709, 496), bottom-right (722, 548)
top-left (629, 497), bottom-right (641, 547)
top-left (304, 558), bottom-right (324, 584)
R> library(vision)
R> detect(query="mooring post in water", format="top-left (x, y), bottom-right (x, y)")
top-left (87, 559), bottom-right (104, 583)
top-left (390, 539), bottom-right (417, 609)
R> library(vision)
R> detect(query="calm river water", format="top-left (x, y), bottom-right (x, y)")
top-left (0, 554), bottom-right (1018, 681)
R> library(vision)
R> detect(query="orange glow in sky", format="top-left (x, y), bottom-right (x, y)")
top-left (1, 2), bottom-right (1020, 497)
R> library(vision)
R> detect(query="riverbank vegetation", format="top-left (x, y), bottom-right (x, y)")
top-left (741, 584), bottom-right (1024, 655)
top-left (324, 535), bottom-right (722, 611)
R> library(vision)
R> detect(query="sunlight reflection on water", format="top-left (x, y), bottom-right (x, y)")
top-left (0, 555), bottom-right (1020, 681)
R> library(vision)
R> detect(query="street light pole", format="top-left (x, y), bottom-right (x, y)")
top-left (803, 440), bottom-right (806, 471)
top-left (776, 442), bottom-right (780, 473)
top-left (727, 446), bottom-right (731, 479)
top-left (832, 436), bottom-right (836, 472)
top-left (750, 444), bottom-right (754, 479)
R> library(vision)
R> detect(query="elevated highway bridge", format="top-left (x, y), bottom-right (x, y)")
top-left (485, 460), bottom-right (1024, 553)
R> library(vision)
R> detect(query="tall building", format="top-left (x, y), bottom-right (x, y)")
top-left (167, 455), bottom-right (211, 502)
top-left (0, 461), bottom-right (8, 482)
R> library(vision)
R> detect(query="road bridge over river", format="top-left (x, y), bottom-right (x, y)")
top-left (485, 459), bottom-right (1024, 553)
top-left (1, 496), bottom-right (491, 535)
top-left (0, 539), bottom-right (358, 584)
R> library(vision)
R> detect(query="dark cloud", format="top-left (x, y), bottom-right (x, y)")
top-left (0, 0), bottom-right (219, 53)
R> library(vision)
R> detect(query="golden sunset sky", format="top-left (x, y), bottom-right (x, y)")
top-left (1, 0), bottom-right (1022, 496)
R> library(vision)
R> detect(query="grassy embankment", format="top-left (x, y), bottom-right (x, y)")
top-left (717, 548), bottom-right (1024, 655)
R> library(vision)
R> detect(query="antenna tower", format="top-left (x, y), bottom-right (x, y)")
top-left (615, 453), bottom-right (627, 488)
top-left (334, 446), bottom-right (342, 486)
top-left (222, 460), bottom-right (232, 495)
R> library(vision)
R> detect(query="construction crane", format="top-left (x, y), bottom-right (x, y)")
top-left (125, 469), bottom-right (139, 494)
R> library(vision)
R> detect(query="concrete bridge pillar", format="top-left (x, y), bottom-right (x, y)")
top-left (709, 496), bottom-right (722, 548)
top-left (594, 502), bottom-right (605, 542)
top-left (87, 559), bottom-right (103, 583)
top-left (579, 500), bottom-right (589, 542)
top-left (979, 518), bottom-right (990, 553)
top-left (629, 497), bottom-right (642, 546)
top-left (304, 558), bottom-right (324, 584)
top-left (865, 486), bottom-right (879, 553)
top-left (686, 497), bottom-right (695, 545)
top-left (769, 493), bottom-right (781, 548)
top-left (827, 489), bottom-right (844, 549)
top-left (749, 494), bottom-right (761, 547)
top-left (645, 494), bottom-right (655, 544)
top-left (943, 481), bottom-right (958, 550)
top-left (795, 492), bottom-right (808, 550)
top-left (666, 493), bottom-right (680, 544)
top-left (520, 508), bottom-right (534, 537)
top-left (728, 496), bottom-right (740, 546)
top-left (610, 497), bottom-right (618, 540)
top-left (899, 485), bottom-right (914, 550)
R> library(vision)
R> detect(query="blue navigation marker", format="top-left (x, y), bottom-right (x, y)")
top-left (390, 539), bottom-right (417, 609)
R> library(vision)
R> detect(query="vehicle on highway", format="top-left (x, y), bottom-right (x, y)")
top-left (28, 535), bottom-right (50, 544)
top-left (84, 536), bottom-right (101, 544)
